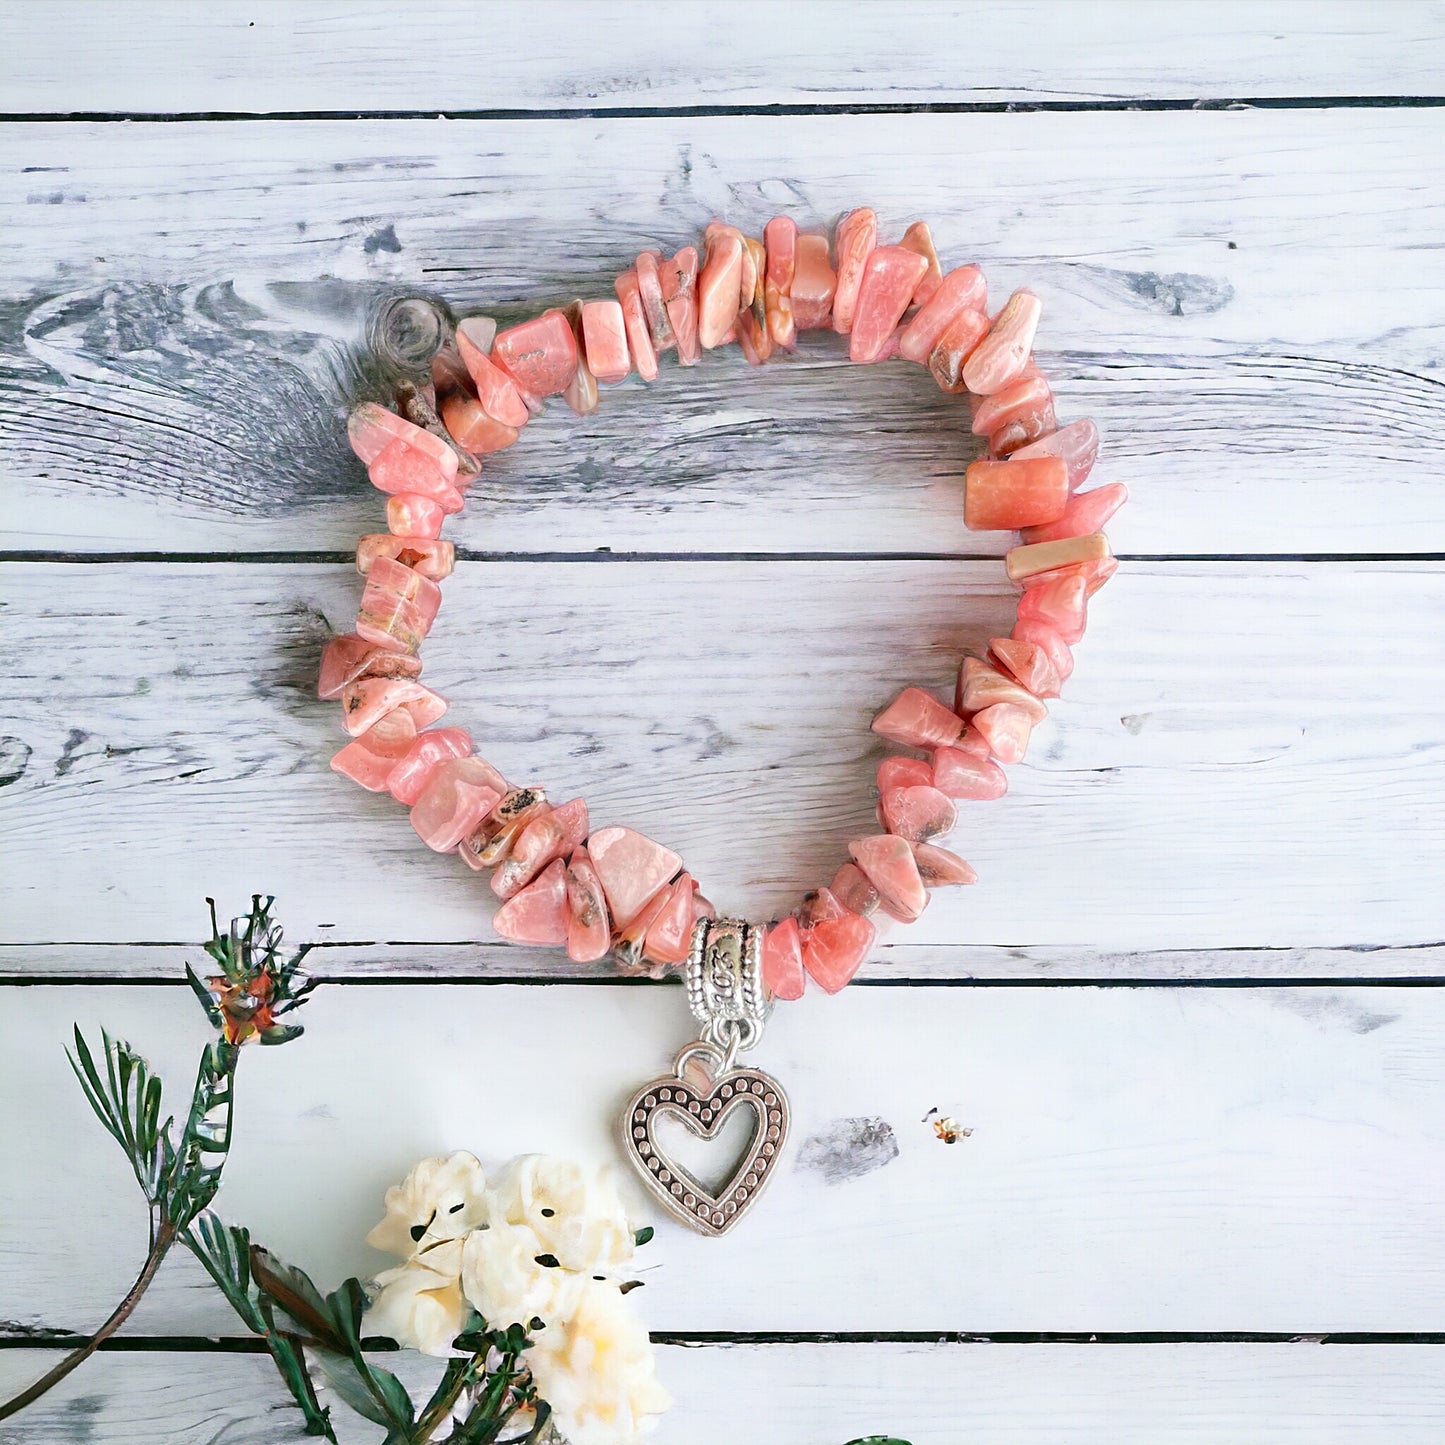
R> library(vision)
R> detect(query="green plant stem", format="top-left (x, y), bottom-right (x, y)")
top-left (0, 1217), bottom-right (177, 1422)
top-left (412, 1356), bottom-right (485, 1443)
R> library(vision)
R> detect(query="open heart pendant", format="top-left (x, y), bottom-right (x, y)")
top-left (621, 1041), bottom-right (790, 1236)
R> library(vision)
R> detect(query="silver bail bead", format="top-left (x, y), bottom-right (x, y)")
top-left (685, 916), bottom-right (769, 1057)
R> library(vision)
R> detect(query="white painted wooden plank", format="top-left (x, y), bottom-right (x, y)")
top-left (3, 984), bottom-right (1443, 1336)
top-left (4, 110), bottom-right (1443, 555)
top-left (3, 1344), bottom-right (1444, 1445)
top-left (4, 0), bottom-right (1442, 112)
top-left (1, 561), bottom-right (1440, 955)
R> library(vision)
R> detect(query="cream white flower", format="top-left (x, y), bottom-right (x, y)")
top-left (488, 1155), bottom-right (635, 1275)
top-left (366, 1151), bottom-right (490, 1267)
top-left (460, 1223), bottom-right (586, 1331)
top-left (526, 1279), bottom-right (671, 1445)
top-left (363, 1257), bottom-right (469, 1358)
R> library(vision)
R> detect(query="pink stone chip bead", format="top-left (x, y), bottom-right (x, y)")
top-left (878, 756), bottom-right (934, 794)
top-left (1006, 532), bottom-right (1111, 584)
top-left (387, 727), bottom-right (473, 805)
top-left (493, 310), bottom-right (580, 401)
top-left (762, 917), bottom-right (807, 1001)
top-left (317, 634), bottom-right (423, 700)
top-left (643, 872), bottom-right (698, 967)
top-left (763, 215), bottom-right (798, 348)
top-left (830, 862), bottom-right (881, 918)
top-left (975, 372), bottom-right (1056, 455)
top-left (971, 702), bottom-right (1034, 764)
top-left (897, 221), bottom-right (944, 307)
top-left (988, 637), bottom-right (1061, 700)
top-left (850, 834), bottom-right (928, 923)
top-left (927, 308), bottom-right (991, 394)
top-left (411, 758), bottom-right (505, 852)
top-left (357, 534), bottom-right (455, 582)
top-left (330, 709), bottom-right (417, 791)
top-left (340, 678), bottom-right (446, 737)
top-left (580, 299), bottom-right (632, 384)
top-left (791, 232), bottom-right (837, 331)
top-left (357, 555), bottom-right (443, 653)
top-left (1016, 573), bottom-right (1088, 644)
top-left (1020, 483), bottom-right (1128, 544)
top-left (911, 842), bottom-right (978, 887)
top-left (849, 245), bottom-right (930, 364)
top-left (801, 912), bottom-right (876, 994)
top-left (348, 402), bottom-right (459, 476)
top-left (564, 846), bottom-right (612, 962)
top-left (587, 825), bottom-right (683, 930)
top-left (386, 493), bottom-right (446, 540)
top-left (879, 785), bottom-right (958, 844)
top-left (493, 857), bottom-right (569, 945)
top-left (661, 246), bottom-right (702, 365)
top-left (613, 270), bottom-right (660, 382)
top-left (830, 207), bottom-right (878, 335)
top-left (491, 798), bottom-right (591, 899)
top-left (1010, 418), bottom-right (1100, 491)
top-left (613, 886), bottom-right (674, 974)
top-left (634, 250), bottom-right (677, 350)
top-left (898, 264), bottom-right (987, 364)
top-left (1011, 617), bottom-right (1075, 684)
top-left (964, 457), bottom-right (1069, 531)
top-left (931, 744), bottom-right (1008, 801)
top-left (963, 289), bottom-right (1042, 396)
top-left (455, 320), bottom-right (531, 428)
top-left (698, 228), bottom-right (746, 350)
top-left (957, 656), bottom-right (1049, 724)
top-left (872, 687), bottom-right (964, 750)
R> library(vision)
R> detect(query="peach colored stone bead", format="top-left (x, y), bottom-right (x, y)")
top-left (387, 727), bottom-right (474, 806)
top-left (830, 207), bottom-right (878, 335)
top-left (357, 534), bottom-right (455, 582)
top-left (973, 372), bottom-right (1055, 449)
top-left (317, 634), bottom-right (423, 700)
top-left (898, 221), bottom-right (943, 307)
top-left (971, 702), bottom-right (1033, 764)
top-left (642, 872), bottom-right (698, 966)
top-left (912, 842), bottom-right (978, 887)
top-left (493, 310), bottom-right (580, 400)
top-left (763, 214), bottom-right (798, 348)
top-left (799, 887), bottom-right (849, 928)
top-left (439, 392), bottom-right (520, 455)
top-left (931, 744), bottom-right (1008, 801)
top-left (661, 245), bottom-right (701, 365)
top-left (493, 857), bottom-right (569, 945)
top-left (330, 708), bottom-right (417, 791)
top-left (493, 799), bottom-right (588, 900)
top-left (340, 678), bottom-right (446, 737)
top-left (1010, 418), bottom-right (1100, 490)
top-left (988, 637), bottom-right (1061, 700)
top-left (587, 825), bottom-right (683, 930)
top-left (872, 686), bottom-right (964, 750)
top-left (878, 755), bottom-right (934, 794)
top-left (830, 861), bottom-right (881, 918)
top-left (898, 264), bottom-right (987, 364)
top-left (802, 911), bottom-right (875, 994)
top-left (634, 250), bottom-right (677, 350)
top-left (698, 229), bottom-right (745, 350)
top-left (558, 302), bottom-right (600, 417)
top-left (366, 438), bottom-right (463, 508)
top-left (738, 234), bottom-right (762, 313)
top-left (580, 299), bottom-right (632, 384)
top-left (357, 555), bottom-right (443, 653)
top-left (411, 758), bottom-right (505, 853)
top-left (850, 246), bottom-right (930, 364)
top-left (962, 289), bottom-right (1042, 396)
top-left (613, 885), bottom-right (675, 974)
top-left (455, 320), bottom-right (530, 428)
top-left (564, 845), bottom-right (612, 963)
top-left (1021, 483), bottom-right (1128, 544)
top-left (927, 308), bottom-right (990, 394)
top-left (1017, 573), bottom-right (1088, 644)
top-left (880, 784), bottom-right (958, 844)
top-left (1006, 532), bottom-right (1111, 584)
top-left (348, 402), bottom-right (459, 473)
top-left (387, 493), bottom-right (446, 540)
top-left (613, 270), bottom-right (660, 382)
top-left (964, 456), bottom-right (1069, 531)
top-left (791, 232), bottom-right (837, 331)
top-left (850, 834), bottom-right (928, 923)
top-left (1011, 617), bottom-right (1074, 684)
top-left (735, 307), bottom-right (772, 366)
top-left (1021, 554), bottom-right (1118, 598)
top-left (762, 917), bottom-right (807, 1001)
top-left (957, 656), bottom-right (1049, 724)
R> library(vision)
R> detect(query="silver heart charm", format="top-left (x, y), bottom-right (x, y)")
top-left (620, 1042), bottom-right (790, 1237)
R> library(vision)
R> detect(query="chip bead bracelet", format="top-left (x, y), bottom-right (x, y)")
top-left (319, 209), bottom-right (1126, 1232)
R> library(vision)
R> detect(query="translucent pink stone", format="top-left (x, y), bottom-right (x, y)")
top-left (491, 809), bottom-right (562, 899)
top-left (912, 842), bottom-right (979, 888)
top-left (387, 727), bottom-right (473, 805)
top-left (1016, 573), bottom-right (1088, 644)
top-left (963, 289), bottom-right (1042, 395)
top-left (698, 229), bottom-right (745, 350)
top-left (898, 221), bottom-right (943, 307)
top-left (988, 636), bottom-right (1061, 700)
top-left (612, 885), bottom-right (674, 975)
top-left (559, 302), bottom-right (600, 417)
top-left (791, 232), bottom-right (836, 331)
top-left (493, 311), bottom-right (579, 400)
top-left (1020, 483), bottom-right (1128, 544)
top-left (849, 245), bottom-right (930, 363)
top-left (317, 634), bottom-right (423, 700)
top-left (386, 494), bottom-right (446, 540)
top-left (734, 306), bottom-right (771, 365)
top-left (564, 846), bottom-right (612, 963)
top-left (1011, 617), bottom-right (1075, 683)
top-left (872, 687), bottom-right (964, 750)
top-left (330, 709), bottom-right (417, 791)
top-left (440, 387), bottom-right (520, 455)
top-left (927, 308), bottom-right (990, 393)
top-left (348, 402), bottom-right (459, 472)
top-left (614, 270), bottom-right (660, 382)
top-left (454, 320), bottom-right (530, 428)
top-left (493, 858), bottom-right (569, 946)
top-left (878, 756), bottom-right (934, 794)
top-left (643, 872), bottom-right (698, 967)
top-left (762, 917), bottom-right (807, 1001)
top-left (411, 759), bottom-right (505, 853)
top-left (955, 724), bottom-right (994, 758)
top-left (341, 678), bottom-right (445, 737)
top-left (931, 744), bottom-right (1008, 801)
top-left (830, 208), bottom-right (878, 335)
top-left (880, 785), bottom-right (958, 844)
top-left (357, 555), bottom-right (443, 653)
top-left (898, 264), bottom-right (987, 364)
top-left (357, 534), bottom-right (455, 582)
top-left (635, 250), bottom-right (677, 351)
top-left (661, 246), bottom-right (701, 366)
top-left (801, 912), bottom-right (875, 994)
top-left (964, 457), bottom-right (1069, 531)
top-left (849, 834), bottom-right (928, 923)
top-left (1010, 418), bottom-right (1100, 491)
top-left (830, 861), bottom-right (881, 917)
top-left (1006, 532), bottom-right (1111, 584)
top-left (973, 372), bottom-right (1055, 453)
top-left (799, 887), bottom-right (849, 928)
top-left (763, 215), bottom-right (798, 348)
top-left (587, 825), bottom-right (683, 929)
top-left (971, 702), bottom-right (1034, 764)
top-left (366, 438), bottom-right (463, 509)
top-left (580, 299), bottom-right (631, 384)
top-left (957, 656), bottom-right (1049, 724)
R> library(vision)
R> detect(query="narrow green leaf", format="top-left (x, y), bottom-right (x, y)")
top-left (185, 963), bottom-right (223, 1027)
top-left (250, 1248), bottom-right (339, 1345)
top-left (309, 1348), bottom-right (400, 1429)
top-left (633, 1225), bottom-right (655, 1247)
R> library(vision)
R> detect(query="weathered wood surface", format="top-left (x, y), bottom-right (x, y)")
top-left (5, 1344), bottom-right (1444, 1445)
top-left (2, 561), bottom-right (1440, 958)
top-left (5, 984), bottom-right (1444, 1338)
top-left (6, 0), bottom-right (1444, 113)
top-left (4, 110), bottom-right (1444, 556)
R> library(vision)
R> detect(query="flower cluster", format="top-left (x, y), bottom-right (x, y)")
top-left (365, 1152), bottom-right (669, 1445)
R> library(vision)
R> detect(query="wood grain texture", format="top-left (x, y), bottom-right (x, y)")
top-left (4, 983), bottom-right (1444, 1338)
top-left (4, 1343), bottom-right (1445, 1445)
top-left (4, 0), bottom-right (1443, 112)
top-left (1, 561), bottom-right (1440, 957)
top-left (4, 110), bottom-right (1443, 555)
